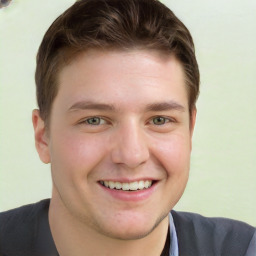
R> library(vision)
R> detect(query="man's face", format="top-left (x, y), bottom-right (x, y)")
top-left (35, 49), bottom-right (196, 240)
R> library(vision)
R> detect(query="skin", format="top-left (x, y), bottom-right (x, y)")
top-left (32, 49), bottom-right (196, 255)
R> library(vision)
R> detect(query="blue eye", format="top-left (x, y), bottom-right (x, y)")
top-left (152, 116), bottom-right (169, 125)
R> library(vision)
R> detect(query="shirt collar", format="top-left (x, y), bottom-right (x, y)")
top-left (39, 206), bottom-right (178, 256)
top-left (169, 212), bottom-right (179, 256)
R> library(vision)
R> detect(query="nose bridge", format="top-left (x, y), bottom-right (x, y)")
top-left (111, 119), bottom-right (149, 168)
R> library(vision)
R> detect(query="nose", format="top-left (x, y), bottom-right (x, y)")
top-left (111, 122), bottom-right (150, 169)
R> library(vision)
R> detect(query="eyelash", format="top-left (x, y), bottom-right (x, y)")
top-left (79, 116), bottom-right (175, 126)
top-left (149, 116), bottom-right (174, 126)
top-left (80, 116), bottom-right (108, 126)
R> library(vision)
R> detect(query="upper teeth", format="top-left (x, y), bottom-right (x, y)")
top-left (100, 180), bottom-right (153, 191)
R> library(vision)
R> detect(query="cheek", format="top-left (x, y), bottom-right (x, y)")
top-left (152, 133), bottom-right (191, 175)
top-left (49, 131), bottom-right (109, 179)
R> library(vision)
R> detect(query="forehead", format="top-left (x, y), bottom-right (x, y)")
top-left (55, 49), bottom-right (188, 111)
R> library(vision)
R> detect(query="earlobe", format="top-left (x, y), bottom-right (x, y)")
top-left (32, 109), bottom-right (51, 164)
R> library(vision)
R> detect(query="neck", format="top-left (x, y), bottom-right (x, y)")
top-left (49, 196), bottom-right (169, 256)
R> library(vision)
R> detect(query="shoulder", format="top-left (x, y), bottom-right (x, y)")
top-left (172, 210), bottom-right (256, 256)
top-left (0, 199), bottom-right (50, 231)
top-left (0, 199), bottom-right (51, 255)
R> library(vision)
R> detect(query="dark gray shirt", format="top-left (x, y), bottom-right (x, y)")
top-left (0, 199), bottom-right (255, 256)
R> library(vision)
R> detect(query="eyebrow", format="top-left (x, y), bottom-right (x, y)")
top-left (145, 101), bottom-right (186, 112)
top-left (68, 101), bottom-right (116, 112)
top-left (68, 100), bottom-right (185, 112)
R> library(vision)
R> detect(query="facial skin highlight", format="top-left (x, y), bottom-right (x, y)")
top-left (33, 49), bottom-right (196, 255)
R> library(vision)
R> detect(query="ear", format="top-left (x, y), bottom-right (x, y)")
top-left (32, 109), bottom-right (51, 164)
top-left (189, 106), bottom-right (197, 136)
top-left (189, 107), bottom-right (197, 150)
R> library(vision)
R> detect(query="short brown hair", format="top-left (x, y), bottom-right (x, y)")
top-left (35, 0), bottom-right (200, 124)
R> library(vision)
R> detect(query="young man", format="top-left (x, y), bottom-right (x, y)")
top-left (0, 0), bottom-right (255, 255)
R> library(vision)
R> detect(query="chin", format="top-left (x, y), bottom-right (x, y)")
top-left (101, 225), bottom-right (155, 241)
top-left (95, 211), bottom-right (168, 241)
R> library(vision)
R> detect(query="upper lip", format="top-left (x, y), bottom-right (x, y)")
top-left (98, 178), bottom-right (158, 183)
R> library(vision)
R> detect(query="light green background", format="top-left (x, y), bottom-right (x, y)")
top-left (0, 0), bottom-right (255, 226)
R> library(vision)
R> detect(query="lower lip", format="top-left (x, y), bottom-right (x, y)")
top-left (98, 182), bottom-right (158, 202)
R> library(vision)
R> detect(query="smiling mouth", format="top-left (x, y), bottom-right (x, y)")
top-left (99, 180), bottom-right (155, 191)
